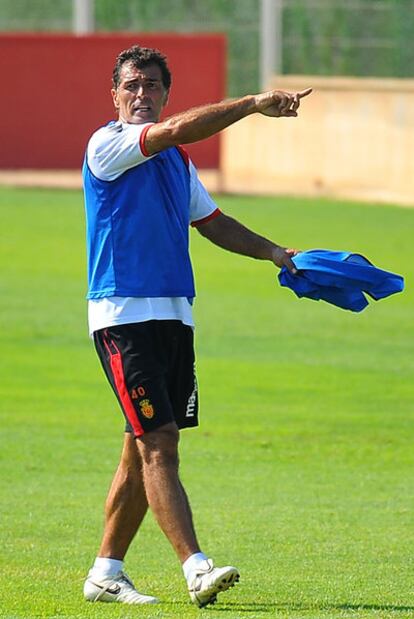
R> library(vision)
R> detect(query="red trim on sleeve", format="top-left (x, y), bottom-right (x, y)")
top-left (103, 333), bottom-right (144, 437)
top-left (139, 123), bottom-right (155, 157)
top-left (191, 208), bottom-right (222, 227)
top-left (176, 145), bottom-right (190, 170)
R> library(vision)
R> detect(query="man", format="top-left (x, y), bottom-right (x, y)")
top-left (82, 44), bottom-right (311, 608)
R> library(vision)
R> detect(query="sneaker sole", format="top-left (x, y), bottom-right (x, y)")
top-left (195, 568), bottom-right (240, 608)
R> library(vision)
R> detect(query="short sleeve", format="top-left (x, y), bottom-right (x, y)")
top-left (86, 122), bottom-right (155, 181)
top-left (189, 161), bottom-right (221, 226)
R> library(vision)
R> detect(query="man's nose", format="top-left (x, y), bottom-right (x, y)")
top-left (136, 83), bottom-right (145, 97)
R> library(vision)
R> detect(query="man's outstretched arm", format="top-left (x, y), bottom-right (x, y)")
top-left (196, 212), bottom-right (299, 274)
top-left (144, 88), bottom-right (312, 155)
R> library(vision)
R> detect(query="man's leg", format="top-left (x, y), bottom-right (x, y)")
top-left (84, 433), bottom-right (158, 605)
top-left (98, 432), bottom-right (148, 560)
top-left (135, 421), bottom-right (199, 562)
top-left (136, 421), bottom-right (239, 607)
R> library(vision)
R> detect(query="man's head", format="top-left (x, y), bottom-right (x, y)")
top-left (111, 45), bottom-right (172, 124)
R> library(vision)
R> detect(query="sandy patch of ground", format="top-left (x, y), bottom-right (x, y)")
top-left (0, 169), bottom-right (222, 192)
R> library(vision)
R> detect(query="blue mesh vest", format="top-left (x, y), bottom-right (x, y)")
top-left (83, 147), bottom-right (195, 300)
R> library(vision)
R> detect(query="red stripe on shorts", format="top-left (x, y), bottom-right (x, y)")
top-left (103, 332), bottom-right (144, 437)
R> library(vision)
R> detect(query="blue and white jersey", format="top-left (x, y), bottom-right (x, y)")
top-left (83, 121), bottom-right (220, 334)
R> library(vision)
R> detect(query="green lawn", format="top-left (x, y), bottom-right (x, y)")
top-left (0, 187), bottom-right (413, 619)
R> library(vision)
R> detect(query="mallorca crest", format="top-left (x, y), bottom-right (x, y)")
top-left (139, 398), bottom-right (154, 419)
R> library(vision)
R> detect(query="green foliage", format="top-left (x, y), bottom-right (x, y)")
top-left (0, 0), bottom-right (70, 30)
top-left (1, 188), bottom-right (413, 618)
top-left (282, 1), bottom-right (414, 78)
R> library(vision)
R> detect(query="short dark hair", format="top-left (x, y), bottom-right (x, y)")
top-left (112, 45), bottom-right (172, 91)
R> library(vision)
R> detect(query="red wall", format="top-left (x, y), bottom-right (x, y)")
top-left (0, 34), bottom-right (225, 169)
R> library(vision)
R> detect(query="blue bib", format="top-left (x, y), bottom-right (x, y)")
top-left (83, 147), bottom-right (195, 300)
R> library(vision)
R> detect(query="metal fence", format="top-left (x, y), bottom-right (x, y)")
top-left (283, 0), bottom-right (414, 79)
top-left (2, 0), bottom-right (414, 95)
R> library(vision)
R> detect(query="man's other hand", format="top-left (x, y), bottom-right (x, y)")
top-left (271, 246), bottom-right (300, 274)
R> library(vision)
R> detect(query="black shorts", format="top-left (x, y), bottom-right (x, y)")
top-left (94, 320), bottom-right (199, 437)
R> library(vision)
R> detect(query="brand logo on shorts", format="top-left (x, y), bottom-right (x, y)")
top-left (139, 398), bottom-right (154, 419)
top-left (186, 368), bottom-right (198, 418)
top-left (185, 389), bottom-right (197, 417)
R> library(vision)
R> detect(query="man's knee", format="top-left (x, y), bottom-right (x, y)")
top-left (136, 422), bottom-right (180, 468)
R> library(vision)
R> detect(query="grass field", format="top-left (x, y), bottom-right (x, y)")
top-left (0, 187), bottom-right (413, 619)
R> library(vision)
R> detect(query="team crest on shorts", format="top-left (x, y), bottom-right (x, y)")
top-left (139, 398), bottom-right (154, 419)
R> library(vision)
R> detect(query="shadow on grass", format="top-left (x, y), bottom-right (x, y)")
top-left (212, 602), bottom-right (414, 614)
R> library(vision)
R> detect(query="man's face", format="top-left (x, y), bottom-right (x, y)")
top-left (111, 62), bottom-right (169, 124)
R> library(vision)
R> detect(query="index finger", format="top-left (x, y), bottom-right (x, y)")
top-left (297, 88), bottom-right (313, 99)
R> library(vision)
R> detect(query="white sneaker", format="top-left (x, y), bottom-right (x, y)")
top-left (84, 570), bottom-right (159, 604)
top-left (187, 559), bottom-right (239, 608)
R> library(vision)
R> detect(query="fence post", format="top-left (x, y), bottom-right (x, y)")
top-left (73, 0), bottom-right (95, 34)
top-left (260, 0), bottom-right (283, 90)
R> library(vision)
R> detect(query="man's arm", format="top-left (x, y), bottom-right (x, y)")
top-left (144, 88), bottom-right (312, 155)
top-left (196, 212), bottom-right (299, 274)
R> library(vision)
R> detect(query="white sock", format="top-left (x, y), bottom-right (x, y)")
top-left (90, 556), bottom-right (124, 578)
top-left (182, 552), bottom-right (209, 581)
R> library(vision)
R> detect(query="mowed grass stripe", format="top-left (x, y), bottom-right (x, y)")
top-left (0, 187), bottom-right (413, 618)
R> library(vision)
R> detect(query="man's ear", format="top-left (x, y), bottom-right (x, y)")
top-left (163, 90), bottom-right (170, 108)
top-left (111, 88), bottom-right (120, 110)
